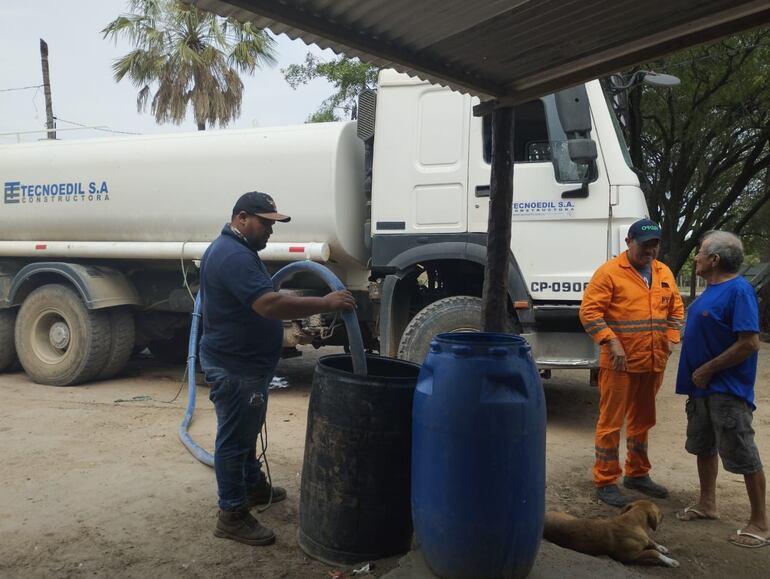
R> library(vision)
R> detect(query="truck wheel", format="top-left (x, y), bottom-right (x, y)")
top-left (148, 326), bottom-right (190, 364)
top-left (15, 284), bottom-right (111, 386)
top-left (0, 309), bottom-right (19, 372)
top-left (96, 308), bottom-right (136, 380)
top-left (397, 296), bottom-right (485, 364)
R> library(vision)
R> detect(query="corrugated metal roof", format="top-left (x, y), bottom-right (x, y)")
top-left (190, 0), bottom-right (770, 103)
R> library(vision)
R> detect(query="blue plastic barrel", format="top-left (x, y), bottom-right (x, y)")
top-left (412, 332), bottom-right (546, 579)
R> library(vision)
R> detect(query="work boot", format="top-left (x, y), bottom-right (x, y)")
top-left (596, 484), bottom-right (632, 508)
top-left (623, 475), bottom-right (669, 498)
top-left (246, 479), bottom-right (287, 507)
top-left (214, 508), bottom-right (275, 546)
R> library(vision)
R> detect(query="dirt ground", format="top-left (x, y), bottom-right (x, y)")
top-left (0, 344), bottom-right (769, 578)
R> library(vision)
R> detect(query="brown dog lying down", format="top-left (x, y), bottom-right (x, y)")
top-left (543, 500), bottom-right (679, 567)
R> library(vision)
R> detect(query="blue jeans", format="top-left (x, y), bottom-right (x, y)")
top-left (200, 352), bottom-right (271, 511)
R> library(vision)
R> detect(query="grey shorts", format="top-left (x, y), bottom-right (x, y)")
top-left (685, 394), bottom-right (763, 475)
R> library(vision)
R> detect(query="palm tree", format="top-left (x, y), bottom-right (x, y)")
top-left (103, 0), bottom-right (276, 130)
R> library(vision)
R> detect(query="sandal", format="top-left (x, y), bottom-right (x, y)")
top-left (729, 529), bottom-right (770, 548)
top-left (676, 505), bottom-right (717, 521)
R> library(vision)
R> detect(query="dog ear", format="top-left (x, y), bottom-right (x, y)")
top-left (646, 506), bottom-right (659, 531)
top-left (620, 503), bottom-right (635, 514)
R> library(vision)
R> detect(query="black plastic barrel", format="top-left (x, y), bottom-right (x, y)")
top-left (298, 354), bottom-right (421, 566)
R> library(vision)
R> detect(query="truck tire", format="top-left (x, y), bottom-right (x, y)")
top-left (0, 309), bottom-right (19, 372)
top-left (15, 284), bottom-right (111, 386)
top-left (397, 296), bottom-right (485, 364)
top-left (148, 326), bottom-right (190, 365)
top-left (95, 308), bottom-right (136, 380)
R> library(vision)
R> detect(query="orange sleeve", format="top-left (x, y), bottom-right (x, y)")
top-left (579, 266), bottom-right (616, 345)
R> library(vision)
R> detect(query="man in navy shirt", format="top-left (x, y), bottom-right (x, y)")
top-left (199, 191), bottom-right (355, 546)
top-left (675, 230), bottom-right (767, 548)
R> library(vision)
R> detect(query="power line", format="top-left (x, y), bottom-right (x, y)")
top-left (54, 116), bottom-right (142, 135)
top-left (0, 84), bottom-right (43, 93)
top-left (0, 118), bottom-right (143, 140)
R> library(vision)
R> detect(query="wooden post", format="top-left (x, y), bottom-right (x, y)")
top-left (481, 106), bottom-right (514, 332)
top-left (40, 39), bottom-right (55, 140)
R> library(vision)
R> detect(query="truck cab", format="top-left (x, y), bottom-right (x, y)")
top-left (367, 70), bottom-right (648, 367)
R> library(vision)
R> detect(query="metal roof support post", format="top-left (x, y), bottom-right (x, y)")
top-left (481, 105), bottom-right (514, 332)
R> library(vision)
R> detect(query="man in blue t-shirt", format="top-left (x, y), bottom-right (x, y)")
top-left (675, 230), bottom-right (767, 548)
top-left (199, 191), bottom-right (356, 546)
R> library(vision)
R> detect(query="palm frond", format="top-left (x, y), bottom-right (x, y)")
top-left (104, 0), bottom-right (275, 128)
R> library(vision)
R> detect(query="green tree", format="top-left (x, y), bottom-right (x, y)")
top-left (743, 198), bottom-right (770, 336)
top-left (282, 53), bottom-right (378, 122)
top-left (102, 0), bottom-right (276, 130)
top-left (611, 28), bottom-right (770, 275)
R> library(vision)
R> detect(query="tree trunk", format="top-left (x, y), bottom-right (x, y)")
top-left (481, 107), bottom-right (514, 332)
top-left (39, 39), bottom-right (55, 140)
top-left (197, 121), bottom-right (206, 131)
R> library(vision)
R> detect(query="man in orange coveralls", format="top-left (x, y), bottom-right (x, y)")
top-left (580, 219), bottom-right (685, 507)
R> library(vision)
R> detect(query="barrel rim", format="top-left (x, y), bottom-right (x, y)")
top-left (317, 353), bottom-right (421, 381)
top-left (433, 331), bottom-right (528, 346)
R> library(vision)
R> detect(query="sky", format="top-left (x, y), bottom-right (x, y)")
top-left (0, 0), bottom-right (337, 144)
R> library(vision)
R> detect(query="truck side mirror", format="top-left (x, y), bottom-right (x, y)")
top-left (555, 86), bottom-right (598, 164)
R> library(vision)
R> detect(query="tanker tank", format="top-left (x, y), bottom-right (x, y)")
top-left (0, 122), bottom-right (367, 267)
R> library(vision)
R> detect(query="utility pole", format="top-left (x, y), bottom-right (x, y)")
top-left (40, 39), bottom-right (55, 140)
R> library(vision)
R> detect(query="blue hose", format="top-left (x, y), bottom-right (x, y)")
top-left (270, 261), bottom-right (367, 375)
top-left (179, 260), bottom-right (367, 466)
top-left (178, 293), bottom-right (213, 466)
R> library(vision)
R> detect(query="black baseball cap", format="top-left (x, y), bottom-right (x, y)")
top-left (232, 191), bottom-right (291, 222)
top-left (627, 219), bottom-right (662, 243)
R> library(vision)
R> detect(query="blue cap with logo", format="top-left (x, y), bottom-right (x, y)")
top-left (627, 219), bottom-right (662, 243)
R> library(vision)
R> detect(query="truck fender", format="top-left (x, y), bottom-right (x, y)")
top-left (378, 266), bottom-right (417, 357)
top-left (0, 262), bottom-right (22, 309)
top-left (7, 263), bottom-right (141, 310)
top-left (377, 242), bottom-right (534, 356)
